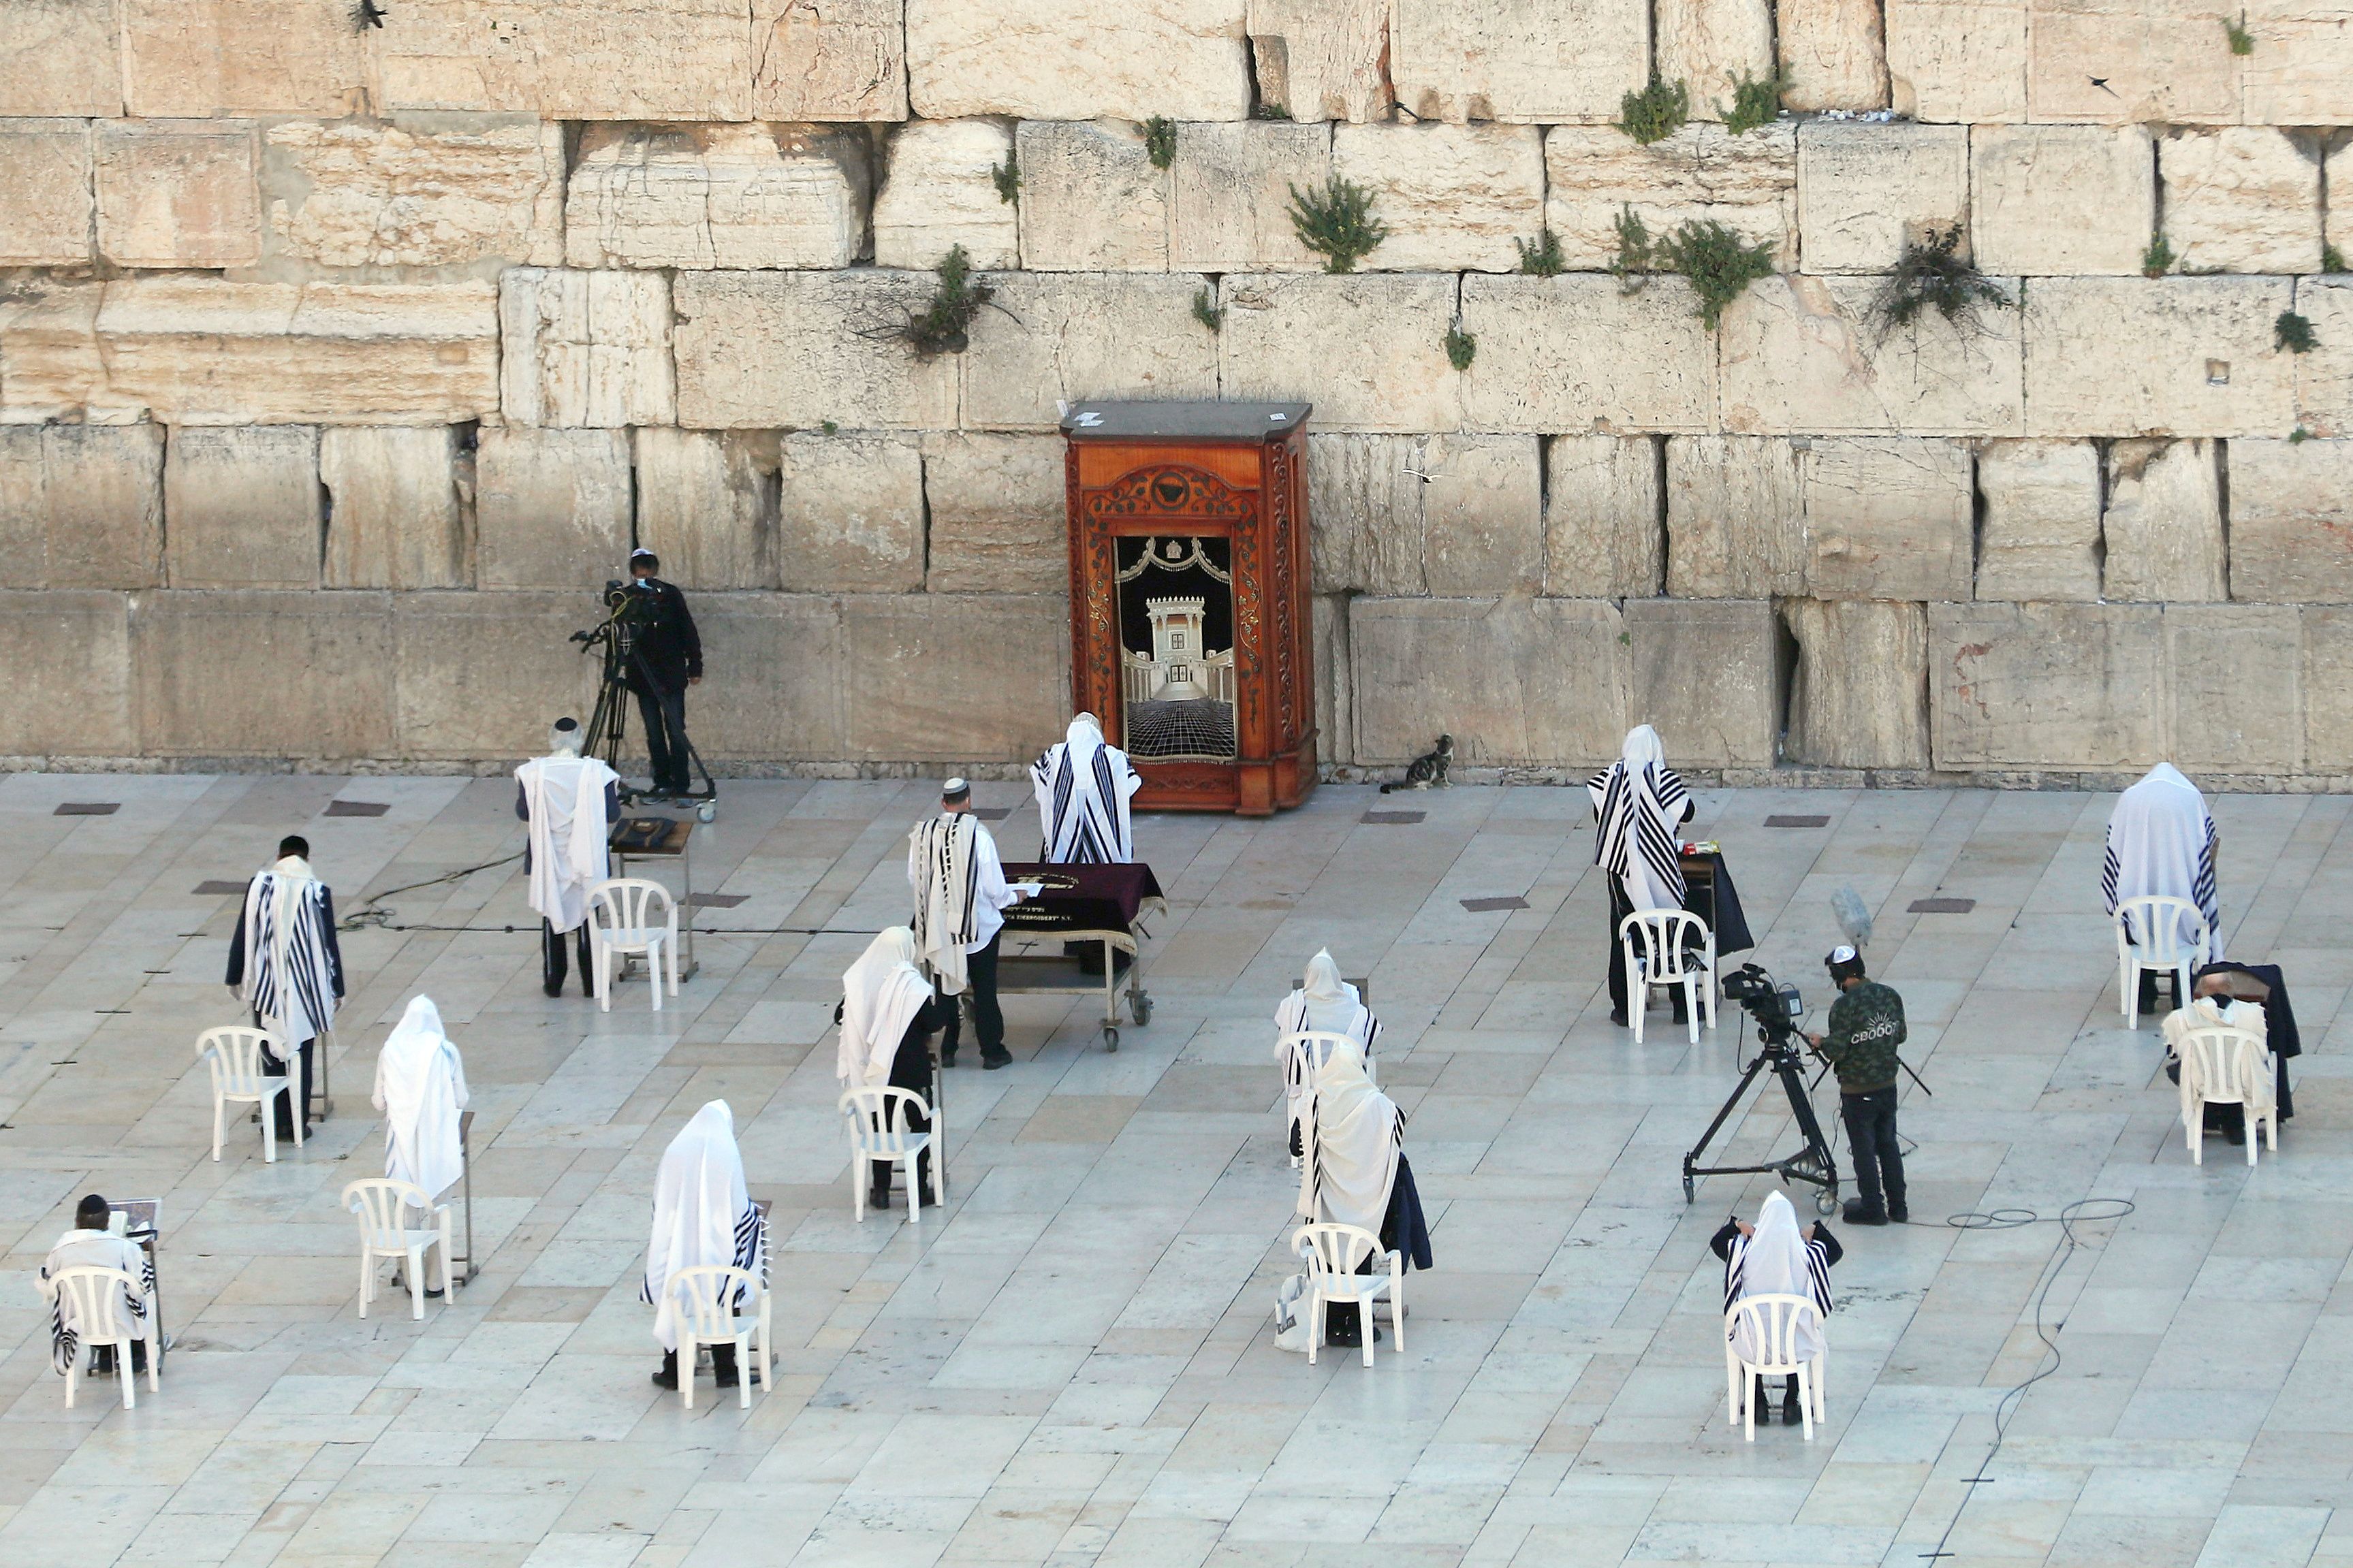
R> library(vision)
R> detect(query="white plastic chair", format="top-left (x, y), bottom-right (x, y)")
top-left (1725, 1292), bottom-right (1825, 1441)
top-left (2175, 1023), bottom-right (2276, 1166)
top-left (43, 1266), bottom-right (159, 1409)
top-left (342, 1178), bottom-right (453, 1319)
top-left (196, 1026), bottom-right (301, 1162)
top-left (838, 1086), bottom-right (937, 1223)
top-left (667, 1264), bottom-right (773, 1410)
top-left (2115, 895), bottom-right (2210, 1029)
top-left (1292, 1222), bottom-right (1405, 1368)
top-left (587, 878), bottom-right (680, 1014)
top-left (1618, 908), bottom-right (1716, 1044)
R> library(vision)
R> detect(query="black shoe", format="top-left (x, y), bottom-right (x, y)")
top-left (917, 1185), bottom-right (937, 1209)
top-left (2226, 1123), bottom-right (2247, 1146)
top-left (1887, 1201), bottom-right (1909, 1223)
top-left (868, 1187), bottom-right (891, 1211)
top-left (1608, 1010), bottom-right (1628, 1027)
top-left (712, 1357), bottom-right (740, 1390)
top-left (651, 1351), bottom-right (678, 1390)
top-left (543, 980), bottom-right (564, 997)
top-left (981, 1047), bottom-right (1012, 1070)
top-left (1782, 1396), bottom-right (1804, 1426)
top-left (1842, 1198), bottom-right (1889, 1226)
top-left (940, 1049), bottom-right (958, 1069)
top-left (91, 1347), bottom-right (118, 1375)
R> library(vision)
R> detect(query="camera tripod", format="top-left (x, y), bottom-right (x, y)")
top-left (573, 590), bottom-right (716, 813)
top-left (1682, 1033), bottom-right (1842, 1215)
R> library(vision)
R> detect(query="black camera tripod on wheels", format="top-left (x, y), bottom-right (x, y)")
top-left (571, 581), bottom-right (716, 817)
top-left (1681, 963), bottom-right (1841, 1215)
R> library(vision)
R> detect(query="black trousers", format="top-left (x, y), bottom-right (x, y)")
top-left (543, 918), bottom-right (593, 997)
top-left (632, 683), bottom-right (692, 794)
top-left (1605, 880), bottom-right (1687, 1023)
top-left (938, 933), bottom-right (1005, 1057)
top-left (1841, 1087), bottom-right (1905, 1213)
top-left (261, 1036), bottom-right (313, 1138)
top-left (872, 1031), bottom-right (935, 1195)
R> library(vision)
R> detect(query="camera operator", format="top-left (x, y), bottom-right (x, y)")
top-left (621, 548), bottom-right (702, 799)
top-left (1802, 945), bottom-right (1908, 1226)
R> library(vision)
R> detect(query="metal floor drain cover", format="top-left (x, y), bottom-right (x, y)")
top-left (192, 880), bottom-right (247, 896)
top-left (1909, 897), bottom-right (1976, 914)
top-left (1766, 814), bottom-right (1830, 828)
top-left (55, 802), bottom-right (119, 816)
top-left (970, 807), bottom-right (1011, 821)
top-left (685, 893), bottom-right (748, 909)
top-left (1362, 810), bottom-right (1425, 825)
top-left (1460, 895), bottom-right (1529, 912)
top-left (324, 800), bottom-right (390, 818)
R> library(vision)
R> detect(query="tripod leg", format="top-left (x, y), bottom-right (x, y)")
top-left (1777, 1055), bottom-right (1841, 1202)
top-left (1680, 1051), bottom-right (1776, 1200)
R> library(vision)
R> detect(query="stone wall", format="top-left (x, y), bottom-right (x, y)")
top-left (3, 1), bottom-right (2352, 786)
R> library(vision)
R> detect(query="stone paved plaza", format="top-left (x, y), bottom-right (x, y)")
top-left (1, 773), bottom-right (2348, 1568)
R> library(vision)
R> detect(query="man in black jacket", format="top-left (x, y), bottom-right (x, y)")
top-left (621, 549), bottom-right (702, 797)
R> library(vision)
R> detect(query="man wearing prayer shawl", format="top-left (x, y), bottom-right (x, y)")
top-left (374, 997), bottom-right (469, 1203)
top-left (838, 928), bottom-right (951, 1212)
top-left (2163, 973), bottom-right (2279, 1150)
top-left (1291, 1042), bottom-right (1432, 1348)
top-left (642, 1101), bottom-right (767, 1393)
top-left (1030, 714), bottom-right (1143, 863)
top-left (907, 778), bottom-right (1026, 1070)
top-left (1275, 950), bottom-right (1383, 1153)
top-left (2103, 763), bottom-right (2222, 1016)
top-left (515, 718), bottom-right (623, 997)
top-left (226, 834), bottom-right (344, 1138)
top-left (1588, 726), bottom-right (1696, 1027)
top-left (40, 1194), bottom-right (155, 1379)
top-left (1711, 1191), bottom-right (1841, 1427)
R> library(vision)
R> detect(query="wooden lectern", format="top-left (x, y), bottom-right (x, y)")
top-left (1060, 401), bottom-right (1317, 816)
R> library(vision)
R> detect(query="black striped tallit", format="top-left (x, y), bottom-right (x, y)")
top-left (46, 1243), bottom-right (155, 1375)
top-left (1588, 760), bottom-right (1690, 907)
top-left (1724, 1235), bottom-right (1834, 1320)
top-left (243, 871), bottom-right (338, 1044)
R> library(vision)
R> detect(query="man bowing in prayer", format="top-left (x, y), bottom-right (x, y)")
top-left (1588, 726), bottom-right (1695, 1027)
top-left (1291, 1040), bottom-right (1431, 1350)
top-left (516, 717), bottom-right (622, 997)
top-left (838, 928), bottom-right (951, 1213)
top-left (642, 1101), bottom-right (766, 1394)
top-left (1275, 950), bottom-right (1382, 1154)
top-left (909, 779), bottom-right (1026, 1070)
top-left (226, 834), bottom-right (345, 1139)
top-left (2104, 763), bottom-right (2222, 1018)
top-left (375, 998), bottom-right (469, 1207)
top-left (1031, 713), bottom-right (1143, 863)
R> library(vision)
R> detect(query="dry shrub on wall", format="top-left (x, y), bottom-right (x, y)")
top-left (1869, 225), bottom-right (2012, 343)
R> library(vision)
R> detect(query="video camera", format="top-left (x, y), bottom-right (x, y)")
top-left (1720, 963), bottom-right (1804, 1048)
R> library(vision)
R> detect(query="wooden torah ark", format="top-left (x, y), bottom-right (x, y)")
top-left (1060, 401), bottom-right (1317, 816)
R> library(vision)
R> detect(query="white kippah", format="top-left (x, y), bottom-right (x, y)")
top-left (942, 776), bottom-right (970, 797)
top-left (1829, 944), bottom-right (1859, 964)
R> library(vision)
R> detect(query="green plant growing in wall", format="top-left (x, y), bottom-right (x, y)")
top-left (1444, 324), bottom-right (1476, 370)
top-left (1288, 176), bottom-right (1389, 272)
top-left (1616, 75), bottom-right (1690, 145)
top-left (1254, 101), bottom-right (1294, 120)
top-left (821, 419), bottom-right (838, 435)
top-left (1515, 227), bottom-right (1566, 276)
top-left (1717, 68), bottom-right (1786, 136)
top-left (1869, 225), bottom-right (2012, 338)
top-left (2223, 14), bottom-right (2254, 52)
top-left (2277, 310), bottom-right (2318, 353)
top-left (992, 149), bottom-right (1019, 205)
top-left (1655, 219), bottom-right (1778, 330)
top-left (1192, 287), bottom-right (1223, 332)
top-left (2142, 235), bottom-right (2174, 276)
top-left (864, 245), bottom-right (1000, 357)
top-left (1143, 117), bottom-right (1178, 170)
top-left (1609, 204), bottom-right (1655, 288)
top-left (2290, 426), bottom-right (2313, 443)
top-left (2325, 244), bottom-right (2348, 274)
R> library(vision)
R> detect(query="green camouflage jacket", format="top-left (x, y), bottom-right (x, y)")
top-left (1820, 980), bottom-right (1906, 1095)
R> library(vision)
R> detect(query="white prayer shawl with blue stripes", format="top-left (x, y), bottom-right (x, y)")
top-left (641, 1101), bottom-right (768, 1351)
top-left (241, 857), bottom-right (338, 1044)
top-left (2102, 763), bottom-right (2222, 955)
top-left (1587, 726), bottom-right (1691, 912)
top-left (1031, 715), bottom-right (1142, 863)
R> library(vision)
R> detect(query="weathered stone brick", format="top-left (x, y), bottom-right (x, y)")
top-left (320, 428), bottom-right (469, 591)
top-left (633, 428), bottom-right (780, 591)
top-left (2023, 277), bottom-right (2295, 438)
top-left (1351, 596), bottom-right (1627, 765)
top-left (674, 270), bottom-right (961, 431)
top-left (1246, 0), bottom-right (1393, 121)
top-left (2026, 0), bottom-right (2239, 123)
top-left (1391, 0), bottom-right (1649, 123)
top-left (1220, 274), bottom-right (1457, 434)
top-left (843, 592), bottom-right (1071, 761)
top-left (751, 0), bottom-right (909, 121)
top-left (1625, 598), bottom-right (1779, 767)
top-left (0, 119), bottom-right (91, 267)
top-left (1331, 123), bottom-right (1545, 272)
top-left (1784, 598), bottom-right (1929, 768)
top-left (1796, 121), bottom-right (1967, 274)
top-left (966, 274), bottom-right (1217, 431)
top-left (499, 268), bottom-right (674, 429)
top-left (379, 0), bottom-right (755, 119)
top-left (2168, 605), bottom-right (2301, 774)
top-left (1886, 0), bottom-right (2027, 122)
top-left (0, 283), bottom-right (112, 423)
top-left (1460, 274), bottom-right (1716, 434)
top-left (2294, 276), bottom-right (2353, 438)
top-left (1974, 438), bottom-right (2100, 602)
top-left (1779, 0), bottom-right (1889, 111)
top-left (2101, 438), bottom-right (2224, 602)
top-left (0, 426), bottom-right (163, 589)
top-left (1300, 432), bottom-right (1541, 594)
top-left (123, 0), bottom-right (368, 118)
top-left (906, 0), bottom-right (1252, 121)
top-left (2160, 128), bottom-right (2320, 276)
top-left (163, 426), bottom-right (321, 590)
top-left (1930, 602), bottom-right (2164, 769)
top-left (1663, 434), bottom-right (1803, 598)
top-left (95, 121), bottom-right (259, 268)
top-left (1658, 0), bottom-right (1775, 119)
top-left (2228, 437), bottom-right (2353, 603)
top-left (1970, 125), bottom-right (2153, 277)
top-left (922, 432), bottom-right (1067, 594)
top-left (132, 590), bottom-right (393, 760)
top-left (0, 1), bottom-right (121, 117)
top-left (261, 117), bottom-right (565, 275)
top-left (2242, 0), bottom-right (2353, 123)
top-left (1545, 434), bottom-right (1663, 598)
top-left (775, 434), bottom-right (926, 593)
top-left (0, 590), bottom-right (131, 758)
top-left (1171, 121), bottom-right (1331, 272)
top-left (1801, 437), bottom-right (1974, 603)
top-left (1017, 121), bottom-right (1170, 272)
top-left (1719, 274), bottom-right (2025, 436)
top-left (1307, 434), bottom-right (1436, 595)
top-left (474, 428), bottom-right (633, 590)
top-left (1543, 123), bottom-right (1797, 271)
top-left (693, 594), bottom-right (849, 761)
top-left (565, 123), bottom-right (866, 271)
top-left (2303, 605), bottom-right (2353, 771)
top-left (874, 121), bottom-right (1020, 272)
top-left (392, 591), bottom-right (598, 761)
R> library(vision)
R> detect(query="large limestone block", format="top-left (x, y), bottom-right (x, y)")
top-left (2303, 606), bottom-right (2353, 771)
top-left (1929, 602), bottom-right (2163, 769)
top-left (1720, 274), bottom-right (2025, 436)
top-left (1658, 0), bottom-right (1776, 118)
top-left (691, 594), bottom-right (849, 759)
top-left (1974, 439), bottom-right (2100, 601)
top-left (844, 593), bottom-right (1071, 761)
top-left (132, 591), bottom-right (394, 760)
top-left (1969, 125), bottom-right (2152, 277)
top-left (1308, 434), bottom-right (1437, 594)
top-left (0, 426), bottom-right (163, 589)
top-left (0, 591), bottom-right (131, 758)
top-left (1796, 122), bottom-right (1967, 274)
top-left (2243, 0), bottom-right (2353, 123)
top-left (2160, 129), bottom-right (2320, 276)
top-left (0, 1), bottom-right (120, 117)
top-left (1246, 0), bottom-right (1393, 121)
top-left (1416, 435), bottom-right (1544, 596)
top-left (775, 434), bottom-right (926, 592)
top-left (261, 117), bottom-right (565, 276)
top-left (2168, 605), bottom-right (2301, 774)
top-left (1391, 0), bottom-right (1649, 123)
top-left (123, 0), bottom-right (367, 118)
top-left (566, 123), bottom-right (865, 271)
top-left (2228, 438), bottom-right (2353, 603)
top-left (499, 269), bottom-right (674, 429)
top-left (95, 121), bottom-right (260, 268)
top-left (1331, 124), bottom-right (1545, 272)
top-left (2027, 0), bottom-right (2240, 123)
top-left (965, 274), bottom-right (1218, 430)
top-left (2023, 278), bottom-right (2295, 438)
top-left (1778, 0), bottom-right (1890, 110)
top-left (2101, 438), bottom-right (2224, 601)
top-left (1017, 122), bottom-right (1170, 272)
top-left (379, 0), bottom-right (754, 119)
top-left (874, 121), bottom-right (1020, 272)
top-left (0, 284), bottom-right (114, 423)
top-left (1801, 438), bottom-right (1974, 603)
top-left (1460, 275), bottom-right (1716, 434)
top-left (0, 120), bottom-right (93, 267)
top-left (320, 428), bottom-right (468, 591)
top-left (392, 592), bottom-right (599, 761)
top-left (1171, 121), bottom-right (1331, 272)
top-left (1314, 592), bottom-right (1353, 765)
top-left (2295, 276), bottom-right (2353, 438)
top-left (923, 432), bottom-right (1067, 594)
top-left (475, 429), bottom-right (633, 590)
top-left (1543, 123), bottom-right (1797, 272)
top-left (1784, 598), bottom-right (1929, 768)
top-left (1664, 434), bottom-right (1803, 597)
top-left (1545, 434), bottom-right (1663, 598)
top-left (1624, 598), bottom-right (1778, 767)
top-left (751, 0), bottom-right (909, 121)
top-left (635, 428), bottom-right (780, 591)
top-left (1350, 596), bottom-right (1627, 765)
top-left (1220, 274), bottom-right (1459, 434)
top-left (675, 270), bottom-right (961, 431)
top-left (163, 426), bottom-right (321, 590)
top-left (1886, 0), bottom-right (2027, 121)
top-left (906, 0), bottom-right (1252, 121)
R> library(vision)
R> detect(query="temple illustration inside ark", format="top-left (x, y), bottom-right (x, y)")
top-left (1118, 539), bottom-right (1239, 761)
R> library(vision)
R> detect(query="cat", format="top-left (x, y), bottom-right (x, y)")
top-left (1380, 734), bottom-right (1453, 794)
